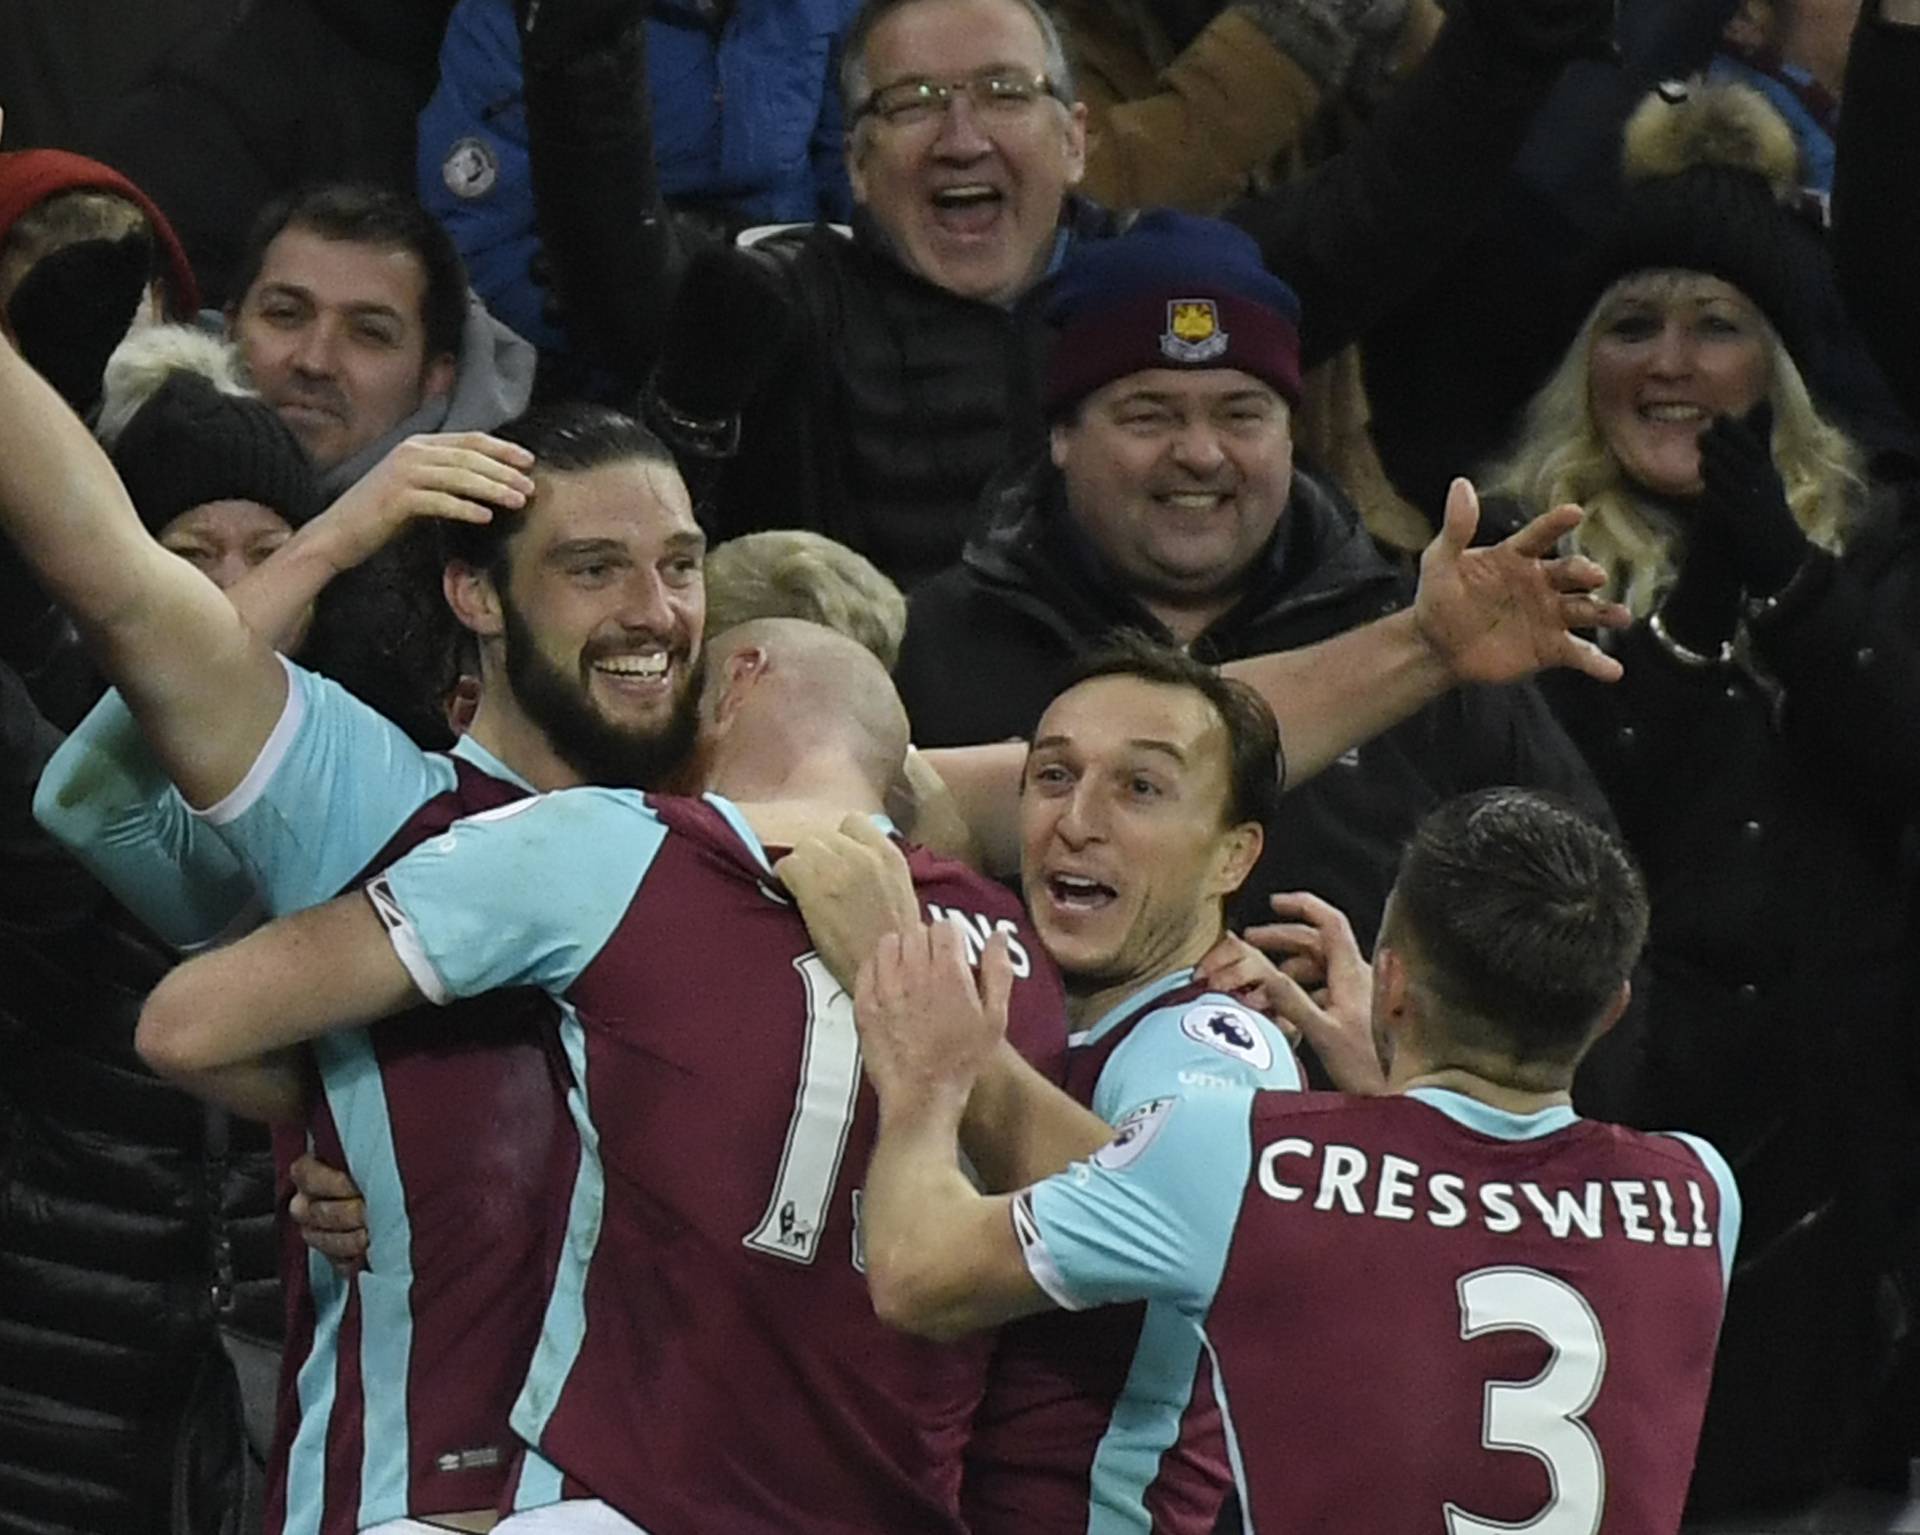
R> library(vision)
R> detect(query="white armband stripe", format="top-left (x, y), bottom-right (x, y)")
top-left (1013, 1191), bottom-right (1088, 1313)
top-left (365, 878), bottom-right (451, 1006)
top-left (192, 654), bottom-right (307, 826)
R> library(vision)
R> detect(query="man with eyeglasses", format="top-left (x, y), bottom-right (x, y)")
top-left (512, 0), bottom-right (1614, 590)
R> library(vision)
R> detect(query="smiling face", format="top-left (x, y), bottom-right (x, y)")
top-left (847, 0), bottom-right (1087, 306)
top-left (490, 459), bottom-right (708, 788)
top-left (155, 499), bottom-right (296, 592)
top-left (1020, 674), bottom-right (1260, 1000)
top-left (1587, 271), bottom-right (1773, 499)
top-left (1052, 368), bottom-right (1292, 621)
top-left (232, 226), bottom-right (456, 472)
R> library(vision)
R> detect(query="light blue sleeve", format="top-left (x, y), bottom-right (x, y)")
top-left (371, 787), bottom-right (669, 1002)
top-left (1091, 992), bottom-right (1303, 1125)
top-left (1021, 1084), bottom-right (1257, 1315)
top-left (1661, 1130), bottom-right (1743, 1291)
top-left (32, 688), bottom-right (256, 951)
top-left (196, 657), bottom-right (458, 916)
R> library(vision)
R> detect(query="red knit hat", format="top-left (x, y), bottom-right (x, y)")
top-left (0, 149), bottom-right (200, 317)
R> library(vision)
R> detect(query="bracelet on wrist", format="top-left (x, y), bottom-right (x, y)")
top-left (1647, 608), bottom-right (1734, 668)
top-left (1741, 550), bottom-right (1831, 630)
top-left (643, 381), bottom-right (741, 458)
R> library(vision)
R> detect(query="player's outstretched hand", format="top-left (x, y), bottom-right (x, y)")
top-left (855, 924), bottom-right (1012, 1110)
top-left (303, 432), bottom-right (536, 577)
top-left (289, 1152), bottom-right (369, 1273)
top-left (1414, 478), bottom-right (1629, 687)
top-left (775, 814), bottom-right (921, 992)
top-left (1240, 892), bottom-right (1386, 1094)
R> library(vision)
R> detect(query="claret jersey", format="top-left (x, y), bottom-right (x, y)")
top-left (197, 657), bottom-right (564, 1535)
top-left (964, 972), bottom-right (1301, 1535)
top-left (1017, 1083), bottom-right (1740, 1535)
top-left (369, 787), bottom-right (1070, 1535)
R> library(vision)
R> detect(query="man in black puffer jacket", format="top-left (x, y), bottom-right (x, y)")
top-left (896, 216), bottom-right (1614, 1016)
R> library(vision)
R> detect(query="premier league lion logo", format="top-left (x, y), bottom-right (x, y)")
top-left (1161, 298), bottom-right (1230, 364)
top-left (1180, 1000), bottom-right (1274, 1070)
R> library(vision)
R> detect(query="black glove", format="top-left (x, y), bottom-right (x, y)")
top-left (1456, 0), bottom-right (1616, 63)
top-left (7, 235), bottom-right (153, 417)
top-left (647, 246), bottom-right (795, 450)
top-left (514, 0), bottom-right (647, 71)
top-left (1692, 402), bottom-right (1809, 599)
top-left (1656, 523), bottom-right (1742, 654)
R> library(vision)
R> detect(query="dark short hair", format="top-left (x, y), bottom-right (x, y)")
top-left (437, 402), bottom-right (680, 584)
top-left (231, 183), bottom-right (468, 361)
top-left (1388, 788), bottom-right (1649, 1064)
top-left (1053, 631), bottom-right (1281, 829)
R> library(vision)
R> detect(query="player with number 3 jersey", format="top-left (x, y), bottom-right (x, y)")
top-left (849, 786), bottom-right (1739, 1535)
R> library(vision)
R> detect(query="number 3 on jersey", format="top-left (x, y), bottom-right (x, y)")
top-left (744, 954), bottom-right (861, 1264)
top-left (1445, 1267), bottom-right (1607, 1535)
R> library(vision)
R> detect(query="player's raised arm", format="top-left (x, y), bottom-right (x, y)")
top-left (1223, 482), bottom-right (1626, 787)
top-left (855, 926), bottom-right (1056, 1341)
top-left (137, 889), bottom-right (424, 1121)
top-left (226, 430), bottom-right (531, 650)
top-left (918, 486), bottom-right (1626, 876)
top-left (0, 326), bottom-right (283, 807)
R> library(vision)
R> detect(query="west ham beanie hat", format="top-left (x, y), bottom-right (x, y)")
top-left (1038, 210), bottom-right (1303, 418)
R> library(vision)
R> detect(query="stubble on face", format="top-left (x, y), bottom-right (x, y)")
top-left (500, 587), bottom-right (705, 790)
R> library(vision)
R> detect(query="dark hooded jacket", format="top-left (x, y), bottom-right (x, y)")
top-left (896, 458), bottom-right (1613, 952)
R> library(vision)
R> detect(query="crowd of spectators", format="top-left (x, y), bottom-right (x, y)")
top-left (0, 0), bottom-right (1914, 1530)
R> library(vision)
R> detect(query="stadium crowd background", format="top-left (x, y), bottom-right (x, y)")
top-left (0, 0), bottom-right (1916, 1531)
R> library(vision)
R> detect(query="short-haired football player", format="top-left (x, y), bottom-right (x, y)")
top-left (137, 618), bottom-right (1072, 1535)
top-left (848, 786), bottom-right (1739, 1535)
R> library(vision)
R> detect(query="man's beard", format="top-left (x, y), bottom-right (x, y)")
top-left (501, 594), bottom-right (704, 790)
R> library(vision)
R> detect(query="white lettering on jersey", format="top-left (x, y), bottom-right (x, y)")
top-left (1519, 1182), bottom-right (1604, 1240)
top-left (1375, 1155), bottom-right (1420, 1221)
top-left (1179, 1002), bottom-right (1275, 1071)
top-left (1258, 1138), bottom-right (1313, 1201)
top-left (1479, 1183), bottom-right (1522, 1234)
top-left (1611, 1181), bottom-right (1655, 1242)
top-left (1316, 1145), bottom-right (1369, 1214)
top-left (1429, 1172), bottom-right (1469, 1228)
top-left (1687, 1180), bottom-right (1715, 1247)
top-left (1092, 1097), bottom-right (1176, 1172)
top-left (1251, 1136), bottom-right (1713, 1249)
top-left (924, 904), bottom-right (1034, 978)
top-left (1652, 1180), bottom-right (1691, 1246)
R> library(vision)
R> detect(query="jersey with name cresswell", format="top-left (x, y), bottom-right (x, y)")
top-left (197, 658), bottom-right (568, 1535)
top-left (370, 788), bottom-right (1070, 1535)
top-left (1018, 1084), bottom-right (1741, 1535)
top-left (964, 972), bottom-right (1301, 1535)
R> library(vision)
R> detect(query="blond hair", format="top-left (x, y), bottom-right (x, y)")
top-left (704, 530), bottom-right (909, 671)
top-left (1480, 274), bottom-right (1864, 618)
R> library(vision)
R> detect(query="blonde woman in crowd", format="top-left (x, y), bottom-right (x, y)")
top-left (1482, 78), bottom-right (1920, 1520)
